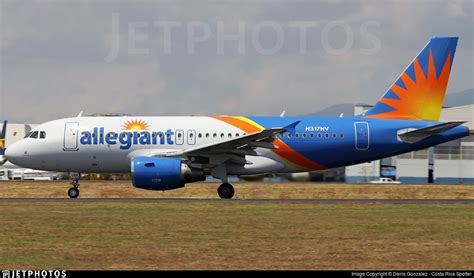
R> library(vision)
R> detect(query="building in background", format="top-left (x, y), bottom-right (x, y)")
top-left (0, 123), bottom-right (36, 147)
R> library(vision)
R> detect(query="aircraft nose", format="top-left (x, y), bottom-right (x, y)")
top-left (4, 143), bottom-right (21, 163)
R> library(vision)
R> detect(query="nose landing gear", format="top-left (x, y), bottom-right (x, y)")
top-left (68, 172), bottom-right (80, 198)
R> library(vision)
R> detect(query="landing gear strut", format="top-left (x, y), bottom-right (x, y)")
top-left (68, 173), bottom-right (80, 198)
top-left (218, 183), bottom-right (235, 199)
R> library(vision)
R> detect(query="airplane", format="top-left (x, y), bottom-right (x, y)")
top-left (4, 36), bottom-right (470, 199)
top-left (0, 120), bottom-right (7, 166)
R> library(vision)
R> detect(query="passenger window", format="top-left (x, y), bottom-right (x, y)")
top-left (310, 133), bottom-right (314, 139)
top-left (213, 133), bottom-right (217, 138)
top-left (340, 133), bottom-right (344, 139)
top-left (228, 133), bottom-right (232, 138)
top-left (325, 133), bottom-right (330, 139)
top-left (333, 133), bottom-right (337, 138)
top-left (317, 133), bottom-right (322, 139)
top-left (178, 133), bottom-right (182, 138)
top-left (30, 131), bottom-right (39, 139)
top-left (220, 133), bottom-right (224, 138)
top-left (295, 133), bottom-right (299, 138)
top-left (40, 131), bottom-right (46, 139)
top-left (302, 133), bottom-right (307, 139)
top-left (206, 133), bottom-right (210, 138)
top-left (235, 133), bottom-right (239, 137)
top-left (288, 133), bottom-right (292, 138)
top-left (198, 133), bottom-right (202, 138)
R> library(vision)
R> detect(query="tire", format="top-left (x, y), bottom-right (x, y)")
top-left (68, 187), bottom-right (80, 199)
top-left (217, 183), bottom-right (235, 199)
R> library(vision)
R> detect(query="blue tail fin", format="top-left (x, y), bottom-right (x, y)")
top-left (363, 37), bottom-right (458, 121)
top-left (0, 120), bottom-right (7, 155)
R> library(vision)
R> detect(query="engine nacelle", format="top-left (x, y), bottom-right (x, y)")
top-left (131, 157), bottom-right (205, 190)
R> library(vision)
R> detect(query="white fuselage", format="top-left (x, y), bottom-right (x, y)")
top-left (5, 117), bottom-right (291, 174)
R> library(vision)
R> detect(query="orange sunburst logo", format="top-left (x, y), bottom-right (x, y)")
top-left (366, 49), bottom-right (452, 121)
top-left (122, 119), bottom-right (150, 131)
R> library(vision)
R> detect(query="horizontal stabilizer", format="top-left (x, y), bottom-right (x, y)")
top-left (398, 121), bottom-right (466, 144)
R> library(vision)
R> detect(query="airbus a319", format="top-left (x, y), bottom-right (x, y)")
top-left (3, 37), bottom-right (469, 198)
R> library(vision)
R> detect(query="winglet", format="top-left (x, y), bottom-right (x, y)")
top-left (283, 121), bottom-right (300, 133)
top-left (77, 111), bottom-right (83, 117)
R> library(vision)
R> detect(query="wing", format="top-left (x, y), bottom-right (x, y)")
top-left (187, 125), bottom-right (294, 154)
top-left (128, 121), bottom-right (300, 166)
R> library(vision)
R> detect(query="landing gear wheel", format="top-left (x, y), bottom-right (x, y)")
top-left (68, 187), bottom-right (80, 198)
top-left (68, 172), bottom-right (81, 198)
top-left (218, 183), bottom-right (235, 199)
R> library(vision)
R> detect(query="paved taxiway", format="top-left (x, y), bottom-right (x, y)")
top-left (0, 198), bottom-right (472, 204)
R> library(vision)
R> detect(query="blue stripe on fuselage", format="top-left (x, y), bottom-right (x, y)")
top-left (249, 116), bottom-right (468, 169)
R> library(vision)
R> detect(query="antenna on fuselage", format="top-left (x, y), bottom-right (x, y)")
top-left (339, 113), bottom-right (344, 118)
top-left (280, 110), bottom-right (286, 117)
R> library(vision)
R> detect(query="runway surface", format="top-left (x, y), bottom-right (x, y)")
top-left (0, 198), bottom-right (473, 204)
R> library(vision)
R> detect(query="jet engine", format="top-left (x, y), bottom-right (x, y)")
top-left (131, 157), bottom-right (205, 190)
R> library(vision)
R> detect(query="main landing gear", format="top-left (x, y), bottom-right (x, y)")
top-left (217, 183), bottom-right (235, 199)
top-left (68, 173), bottom-right (80, 199)
top-left (211, 165), bottom-right (235, 199)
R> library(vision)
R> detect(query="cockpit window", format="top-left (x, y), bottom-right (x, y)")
top-left (30, 131), bottom-right (39, 139)
top-left (24, 132), bottom-right (33, 138)
top-left (40, 131), bottom-right (46, 139)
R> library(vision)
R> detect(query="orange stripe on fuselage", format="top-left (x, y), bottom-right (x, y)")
top-left (211, 116), bottom-right (261, 134)
top-left (211, 116), bottom-right (326, 171)
top-left (272, 140), bottom-right (326, 171)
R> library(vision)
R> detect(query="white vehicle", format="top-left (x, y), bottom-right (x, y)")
top-left (0, 169), bottom-right (9, 181)
top-left (370, 177), bottom-right (401, 184)
top-left (22, 169), bottom-right (60, 181)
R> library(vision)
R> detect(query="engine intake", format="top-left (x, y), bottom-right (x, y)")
top-left (131, 157), bottom-right (204, 190)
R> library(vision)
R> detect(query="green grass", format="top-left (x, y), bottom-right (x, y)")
top-left (0, 202), bottom-right (473, 270)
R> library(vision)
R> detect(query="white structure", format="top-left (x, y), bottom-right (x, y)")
top-left (0, 123), bottom-right (37, 147)
top-left (346, 104), bottom-right (474, 184)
